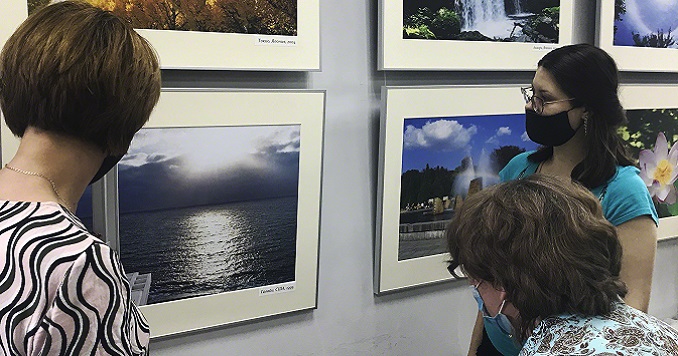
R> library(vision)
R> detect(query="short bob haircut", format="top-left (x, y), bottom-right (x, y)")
top-left (0, 1), bottom-right (161, 155)
top-left (528, 44), bottom-right (635, 188)
top-left (446, 174), bottom-right (626, 340)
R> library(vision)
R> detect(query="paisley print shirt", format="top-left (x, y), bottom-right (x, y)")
top-left (0, 201), bottom-right (149, 355)
top-left (520, 302), bottom-right (678, 355)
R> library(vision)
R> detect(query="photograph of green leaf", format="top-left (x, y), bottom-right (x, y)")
top-left (28, 0), bottom-right (297, 35)
top-left (620, 108), bottom-right (678, 217)
top-left (402, 0), bottom-right (560, 42)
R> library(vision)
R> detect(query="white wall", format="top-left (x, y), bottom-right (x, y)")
top-left (154, 1), bottom-right (678, 354)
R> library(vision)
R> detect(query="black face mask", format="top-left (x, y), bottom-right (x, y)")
top-left (89, 155), bottom-right (124, 185)
top-left (525, 108), bottom-right (579, 146)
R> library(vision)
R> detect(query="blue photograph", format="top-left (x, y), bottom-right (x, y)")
top-left (117, 125), bottom-right (300, 304)
top-left (398, 114), bottom-right (538, 260)
top-left (613, 0), bottom-right (678, 48)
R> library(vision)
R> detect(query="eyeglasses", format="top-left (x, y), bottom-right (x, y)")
top-left (447, 263), bottom-right (466, 279)
top-left (521, 87), bottom-right (575, 115)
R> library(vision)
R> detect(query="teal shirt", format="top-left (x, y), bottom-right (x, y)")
top-left (499, 151), bottom-right (658, 226)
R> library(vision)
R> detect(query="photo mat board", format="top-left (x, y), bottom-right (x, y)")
top-left (0, 0), bottom-right (319, 70)
top-left (380, 1), bottom-right (576, 70)
top-left (619, 84), bottom-right (678, 241)
top-left (376, 85), bottom-right (534, 293)
top-left (596, 0), bottom-right (678, 72)
top-left (0, 90), bottom-right (326, 337)
top-left (125, 90), bottom-right (324, 337)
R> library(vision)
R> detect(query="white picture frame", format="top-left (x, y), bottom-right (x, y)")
top-left (375, 85), bottom-right (533, 293)
top-left (127, 89), bottom-right (325, 337)
top-left (0, 0), bottom-right (320, 71)
top-left (596, 0), bottom-right (678, 72)
top-left (379, 1), bottom-right (576, 70)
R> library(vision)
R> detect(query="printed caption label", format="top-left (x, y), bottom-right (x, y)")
top-left (259, 281), bottom-right (296, 296)
top-left (532, 44), bottom-right (558, 52)
top-left (255, 35), bottom-right (298, 47)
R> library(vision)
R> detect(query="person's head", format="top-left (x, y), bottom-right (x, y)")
top-left (446, 174), bottom-right (626, 339)
top-left (535, 43), bottom-right (623, 138)
top-left (526, 44), bottom-right (634, 188)
top-left (0, 0), bottom-right (161, 156)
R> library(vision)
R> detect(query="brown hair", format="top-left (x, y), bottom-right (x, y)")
top-left (0, 0), bottom-right (161, 155)
top-left (446, 174), bottom-right (626, 340)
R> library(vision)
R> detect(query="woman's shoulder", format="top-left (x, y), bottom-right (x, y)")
top-left (598, 165), bottom-right (657, 226)
top-left (499, 150), bottom-right (537, 182)
top-left (522, 303), bottom-right (678, 355)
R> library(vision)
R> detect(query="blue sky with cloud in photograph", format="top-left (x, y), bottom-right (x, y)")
top-left (118, 125), bottom-right (301, 214)
top-left (401, 114), bottom-right (537, 173)
top-left (614, 0), bottom-right (678, 48)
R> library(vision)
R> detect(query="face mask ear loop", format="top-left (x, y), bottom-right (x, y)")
top-left (496, 298), bottom-right (507, 315)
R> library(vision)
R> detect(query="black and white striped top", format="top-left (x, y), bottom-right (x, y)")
top-left (0, 201), bottom-right (149, 355)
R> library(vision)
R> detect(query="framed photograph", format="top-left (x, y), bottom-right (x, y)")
top-left (379, 1), bottom-right (576, 70)
top-left (123, 90), bottom-right (324, 336)
top-left (0, 0), bottom-right (319, 70)
top-left (1, 89), bottom-right (326, 336)
top-left (596, 0), bottom-right (678, 72)
top-left (619, 84), bottom-right (678, 241)
top-left (376, 85), bottom-right (538, 293)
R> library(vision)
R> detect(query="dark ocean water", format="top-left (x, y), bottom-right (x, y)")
top-left (119, 196), bottom-right (297, 304)
top-left (398, 238), bottom-right (447, 260)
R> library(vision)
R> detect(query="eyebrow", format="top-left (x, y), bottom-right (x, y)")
top-left (534, 87), bottom-right (553, 97)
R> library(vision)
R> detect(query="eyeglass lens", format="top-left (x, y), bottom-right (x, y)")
top-left (522, 87), bottom-right (543, 114)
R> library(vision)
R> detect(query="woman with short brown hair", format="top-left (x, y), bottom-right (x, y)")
top-left (0, 1), bottom-right (160, 354)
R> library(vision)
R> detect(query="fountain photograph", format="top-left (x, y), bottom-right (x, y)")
top-left (613, 0), bottom-right (677, 48)
top-left (398, 114), bottom-right (537, 260)
top-left (403, 0), bottom-right (560, 42)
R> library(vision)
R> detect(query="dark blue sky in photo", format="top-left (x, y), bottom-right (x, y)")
top-left (401, 113), bottom-right (538, 173)
top-left (118, 125), bottom-right (301, 214)
top-left (614, 0), bottom-right (678, 47)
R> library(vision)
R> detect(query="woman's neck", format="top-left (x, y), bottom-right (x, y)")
top-left (541, 131), bottom-right (587, 177)
top-left (0, 127), bottom-right (105, 211)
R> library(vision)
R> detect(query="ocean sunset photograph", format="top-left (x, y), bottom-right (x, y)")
top-left (117, 125), bottom-right (301, 304)
top-left (398, 114), bottom-right (538, 260)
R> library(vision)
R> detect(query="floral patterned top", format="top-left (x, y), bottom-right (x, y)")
top-left (520, 302), bottom-right (678, 355)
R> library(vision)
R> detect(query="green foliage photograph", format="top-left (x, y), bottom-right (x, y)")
top-left (402, 0), bottom-right (560, 42)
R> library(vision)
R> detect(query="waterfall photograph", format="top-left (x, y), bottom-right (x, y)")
top-left (613, 0), bottom-right (677, 48)
top-left (403, 0), bottom-right (560, 42)
top-left (398, 114), bottom-right (538, 260)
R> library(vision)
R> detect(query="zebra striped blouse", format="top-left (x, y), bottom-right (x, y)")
top-left (0, 201), bottom-right (149, 355)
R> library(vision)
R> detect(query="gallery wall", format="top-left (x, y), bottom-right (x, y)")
top-left (149, 1), bottom-right (678, 355)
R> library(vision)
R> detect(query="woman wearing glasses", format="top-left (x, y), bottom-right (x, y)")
top-left (448, 175), bottom-right (677, 355)
top-left (468, 44), bottom-right (658, 356)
